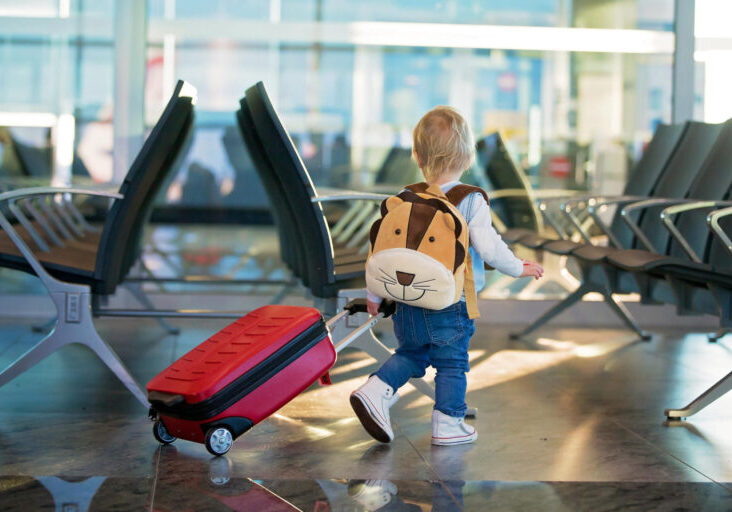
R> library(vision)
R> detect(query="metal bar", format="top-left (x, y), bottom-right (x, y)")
top-left (708, 206), bottom-right (732, 258)
top-left (38, 198), bottom-right (73, 241)
top-left (52, 198), bottom-right (84, 238)
top-left (0, 210), bottom-right (73, 291)
top-left (332, 313), bottom-right (383, 353)
top-left (312, 191), bottom-right (389, 203)
top-left (345, 210), bottom-right (381, 248)
top-left (562, 201), bottom-right (592, 243)
top-left (589, 207), bottom-right (622, 248)
top-left (22, 198), bottom-right (63, 247)
top-left (7, 200), bottom-right (50, 252)
top-left (336, 202), bottom-right (376, 244)
top-left (665, 370), bottom-right (731, 419)
top-left (539, 203), bottom-right (567, 239)
top-left (660, 201), bottom-right (726, 262)
top-left (620, 198), bottom-right (688, 252)
top-left (509, 283), bottom-right (593, 339)
top-left (329, 201), bottom-right (364, 238)
top-left (123, 276), bottom-right (292, 285)
top-left (95, 309), bottom-right (247, 319)
top-left (64, 197), bottom-right (100, 233)
top-left (0, 186), bottom-right (123, 202)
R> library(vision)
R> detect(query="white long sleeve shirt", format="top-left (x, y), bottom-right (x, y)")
top-left (367, 181), bottom-right (524, 304)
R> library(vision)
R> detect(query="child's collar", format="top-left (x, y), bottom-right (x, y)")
top-left (437, 180), bottom-right (461, 191)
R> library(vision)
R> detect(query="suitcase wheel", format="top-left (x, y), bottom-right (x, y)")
top-left (152, 420), bottom-right (176, 445)
top-left (205, 426), bottom-right (234, 456)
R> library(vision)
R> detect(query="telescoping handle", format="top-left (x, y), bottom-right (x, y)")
top-left (327, 299), bottom-right (395, 354)
top-left (343, 298), bottom-right (396, 317)
top-left (324, 299), bottom-right (395, 328)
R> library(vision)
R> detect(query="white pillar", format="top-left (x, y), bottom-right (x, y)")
top-left (113, 0), bottom-right (148, 183)
top-left (673, 0), bottom-right (695, 123)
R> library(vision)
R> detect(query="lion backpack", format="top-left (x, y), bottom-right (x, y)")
top-left (365, 182), bottom-right (488, 319)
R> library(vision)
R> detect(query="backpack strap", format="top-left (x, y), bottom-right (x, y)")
top-left (404, 182), bottom-right (429, 194)
top-left (445, 184), bottom-right (489, 207)
top-left (444, 185), bottom-right (488, 320)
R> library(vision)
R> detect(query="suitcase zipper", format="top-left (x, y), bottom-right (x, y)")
top-left (151, 319), bottom-right (329, 421)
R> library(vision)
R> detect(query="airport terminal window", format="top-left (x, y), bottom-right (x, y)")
top-left (0, 0), bottom-right (675, 214)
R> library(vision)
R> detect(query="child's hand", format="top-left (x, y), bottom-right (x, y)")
top-left (367, 299), bottom-right (381, 316)
top-left (520, 260), bottom-right (544, 280)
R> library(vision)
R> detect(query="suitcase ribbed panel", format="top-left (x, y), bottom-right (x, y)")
top-left (147, 305), bottom-right (323, 402)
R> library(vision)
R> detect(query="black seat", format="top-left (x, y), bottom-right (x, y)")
top-left (474, 133), bottom-right (541, 242)
top-left (0, 81), bottom-right (194, 295)
top-left (527, 122), bottom-right (688, 252)
top-left (235, 104), bottom-right (301, 284)
top-left (513, 121), bottom-right (724, 339)
top-left (602, 119), bottom-right (732, 308)
top-left (0, 80), bottom-right (196, 407)
top-left (243, 82), bottom-right (364, 299)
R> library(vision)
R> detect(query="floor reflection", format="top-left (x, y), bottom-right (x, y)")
top-left (2, 472), bottom-right (729, 511)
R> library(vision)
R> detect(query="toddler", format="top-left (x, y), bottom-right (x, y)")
top-left (351, 106), bottom-right (543, 445)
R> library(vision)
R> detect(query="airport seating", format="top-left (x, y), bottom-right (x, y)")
top-left (656, 204), bottom-right (731, 418)
top-left (512, 121), bottom-right (725, 339)
top-left (601, 119), bottom-right (732, 324)
top-left (516, 122), bottom-right (688, 250)
top-left (242, 83), bottom-right (370, 302)
top-left (0, 81), bottom-right (196, 406)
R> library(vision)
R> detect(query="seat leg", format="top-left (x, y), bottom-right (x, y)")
top-left (665, 370), bottom-right (732, 420)
top-left (81, 321), bottom-right (149, 407)
top-left (510, 283), bottom-right (593, 339)
top-left (602, 291), bottom-right (651, 340)
top-left (31, 316), bottom-right (58, 333)
top-left (0, 327), bottom-right (68, 387)
top-left (123, 283), bottom-right (180, 335)
top-left (708, 329), bottom-right (730, 342)
top-left (1, 291), bottom-right (148, 408)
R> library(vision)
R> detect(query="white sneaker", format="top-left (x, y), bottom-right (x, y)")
top-left (350, 376), bottom-right (399, 443)
top-left (431, 409), bottom-right (477, 446)
top-left (348, 479), bottom-right (398, 510)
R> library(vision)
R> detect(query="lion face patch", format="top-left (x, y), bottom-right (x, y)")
top-left (366, 190), bottom-right (468, 310)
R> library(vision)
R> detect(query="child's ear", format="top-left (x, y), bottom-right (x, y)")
top-left (412, 149), bottom-right (424, 168)
top-left (381, 196), bottom-right (404, 216)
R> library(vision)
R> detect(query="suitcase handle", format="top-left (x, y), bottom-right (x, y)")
top-left (343, 299), bottom-right (395, 318)
top-left (148, 390), bottom-right (185, 407)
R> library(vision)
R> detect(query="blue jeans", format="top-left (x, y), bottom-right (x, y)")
top-left (374, 301), bottom-right (475, 417)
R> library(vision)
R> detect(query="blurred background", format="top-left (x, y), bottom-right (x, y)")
top-left (0, 0), bottom-right (726, 222)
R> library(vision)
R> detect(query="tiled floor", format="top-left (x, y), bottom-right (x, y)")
top-left (0, 308), bottom-right (730, 511)
top-left (0, 223), bottom-right (730, 510)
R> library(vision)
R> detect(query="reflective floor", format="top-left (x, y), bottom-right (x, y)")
top-left (0, 314), bottom-right (730, 511)
top-left (0, 224), bottom-right (731, 510)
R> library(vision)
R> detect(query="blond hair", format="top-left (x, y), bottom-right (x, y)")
top-left (412, 106), bottom-right (475, 181)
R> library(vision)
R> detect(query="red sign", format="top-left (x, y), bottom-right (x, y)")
top-left (548, 156), bottom-right (571, 178)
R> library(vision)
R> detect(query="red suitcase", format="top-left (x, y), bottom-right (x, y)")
top-left (147, 305), bottom-right (335, 455)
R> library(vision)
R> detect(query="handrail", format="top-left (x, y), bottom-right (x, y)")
top-left (660, 200), bottom-right (730, 262)
top-left (708, 206), bottom-right (732, 259)
top-left (0, 187), bottom-right (123, 202)
top-left (619, 198), bottom-right (689, 252)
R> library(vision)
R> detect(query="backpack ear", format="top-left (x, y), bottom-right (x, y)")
top-left (369, 218), bottom-right (383, 247)
top-left (441, 211), bottom-right (455, 231)
top-left (454, 240), bottom-right (466, 272)
top-left (381, 196), bottom-right (404, 216)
